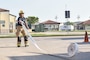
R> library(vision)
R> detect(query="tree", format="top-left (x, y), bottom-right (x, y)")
top-left (27, 16), bottom-right (39, 24)
top-left (64, 21), bottom-right (74, 25)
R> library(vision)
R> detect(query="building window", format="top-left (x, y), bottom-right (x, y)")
top-left (2, 24), bottom-right (5, 27)
top-left (0, 20), bottom-right (5, 27)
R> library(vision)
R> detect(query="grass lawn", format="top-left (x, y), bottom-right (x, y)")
top-left (0, 33), bottom-right (86, 38)
top-left (1, 31), bottom-right (90, 38)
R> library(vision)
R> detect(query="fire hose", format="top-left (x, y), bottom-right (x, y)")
top-left (21, 21), bottom-right (79, 58)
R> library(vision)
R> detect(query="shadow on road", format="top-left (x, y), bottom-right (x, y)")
top-left (47, 37), bottom-right (87, 40)
top-left (57, 37), bottom-right (85, 40)
top-left (9, 52), bottom-right (90, 60)
top-left (60, 37), bottom-right (84, 40)
top-left (77, 42), bottom-right (90, 45)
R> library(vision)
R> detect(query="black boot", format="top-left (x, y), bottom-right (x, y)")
top-left (17, 37), bottom-right (21, 47)
top-left (24, 36), bottom-right (29, 47)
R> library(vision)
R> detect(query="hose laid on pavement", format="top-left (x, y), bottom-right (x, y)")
top-left (21, 21), bottom-right (45, 52)
top-left (21, 21), bottom-right (79, 58)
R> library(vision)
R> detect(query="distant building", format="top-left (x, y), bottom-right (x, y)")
top-left (73, 21), bottom-right (82, 30)
top-left (40, 20), bottom-right (60, 32)
top-left (30, 22), bottom-right (39, 31)
top-left (0, 8), bottom-right (16, 34)
top-left (33, 20), bottom-right (60, 32)
top-left (78, 20), bottom-right (90, 30)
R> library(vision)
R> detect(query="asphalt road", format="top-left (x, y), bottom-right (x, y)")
top-left (0, 36), bottom-right (90, 60)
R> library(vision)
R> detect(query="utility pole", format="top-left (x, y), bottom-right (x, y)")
top-left (55, 15), bottom-right (58, 21)
top-left (77, 15), bottom-right (80, 21)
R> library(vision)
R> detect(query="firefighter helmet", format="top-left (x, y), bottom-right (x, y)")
top-left (19, 10), bottom-right (24, 14)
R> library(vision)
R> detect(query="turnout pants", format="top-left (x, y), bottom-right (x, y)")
top-left (16, 26), bottom-right (28, 47)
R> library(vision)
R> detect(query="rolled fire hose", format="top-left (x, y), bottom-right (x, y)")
top-left (67, 43), bottom-right (79, 57)
top-left (21, 21), bottom-right (79, 57)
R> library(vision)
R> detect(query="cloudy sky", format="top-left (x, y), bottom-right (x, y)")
top-left (0, 0), bottom-right (90, 22)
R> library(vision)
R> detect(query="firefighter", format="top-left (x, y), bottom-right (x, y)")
top-left (16, 10), bottom-right (29, 47)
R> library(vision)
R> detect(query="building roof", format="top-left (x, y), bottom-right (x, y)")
top-left (0, 8), bottom-right (9, 12)
top-left (41, 20), bottom-right (60, 24)
top-left (9, 14), bottom-right (16, 17)
top-left (80, 20), bottom-right (90, 25)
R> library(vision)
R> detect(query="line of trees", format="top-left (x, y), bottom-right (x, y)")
top-left (27, 16), bottom-right (39, 28)
top-left (27, 16), bottom-right (39, 24)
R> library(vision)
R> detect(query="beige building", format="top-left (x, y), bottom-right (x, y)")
top-left (0, 8), bottom-right (16, 34)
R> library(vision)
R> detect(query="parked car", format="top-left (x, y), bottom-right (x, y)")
top-left (60, 25), bottom-right (74, 31)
